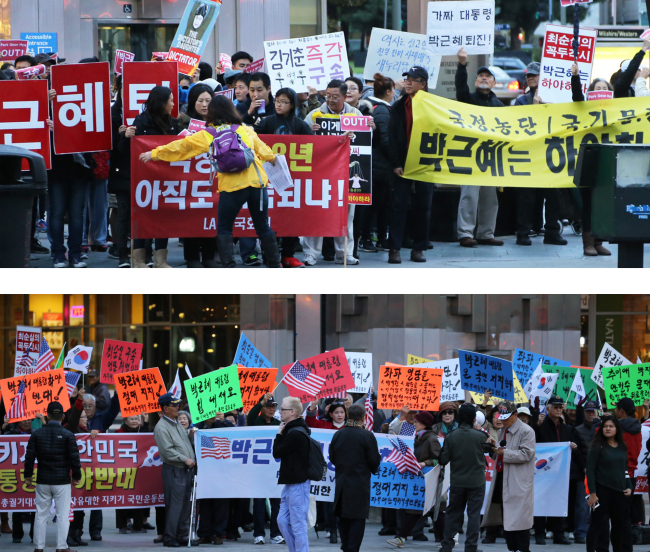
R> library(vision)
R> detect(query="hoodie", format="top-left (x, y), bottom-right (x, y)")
top-left (619, 416), bottom-right (642, 478)
top-left (254, 89), bottom-right (313, 136)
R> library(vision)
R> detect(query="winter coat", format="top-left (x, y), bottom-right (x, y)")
top-left (303, 102), bottom-right (361, 126)
top-left (329, 423), bottom-right (381, 519)
top-left (431, 421), bottom-right (459, 439)
top-left (86, 392), bottom-right (121, 433)
top-left (305, 410), bottom-right (345, 431)
top-left (85, 381), bottom-right (111, 412)
top-left (133, 110), bottom-right (180, 137)
top-left (272, 417), bottom-right (311, 484)
top-left (619, 416), bottom-right (643, 478)
top-left (236, 93), bottom-right (277, 126)
top-left (455, 63), bottom-right (505, 107)
top-left (24, 421), bottom-right (82, 485)
top-left (614, 49), bottom-right (645, 98)
top-left (108, 102), bottom-right (131, 194)
top-left (514, 90), bottom-right (535, 106)
top-left (388, 92), bottom-right (411, 170)
top-left (65, 397), bottom-right (89, 434)
top-left (298, 95), bottom-right (323, 120)
top-left (413, 429), bottom-right (441, 465)
top-left (247, 401), bottom-right (281, 426)
top-left (115, 422), bottom-right (150, 433)
top-left (154, 415), bottom-right (196, 469)
top-left (575, 419), bottom-right (598, 459)
top-left (254, 90), bottom-right (313, 135)
top-left (368, 96), bottom-right (392, 172)
top-left (482, 418), bottom-right (536, 531)
top-left (440, 422), bottom-right (492, 488)
top-left (353, 394), bottom-right (387, 432)
top-left (535, 415), bottom-right (585, 479)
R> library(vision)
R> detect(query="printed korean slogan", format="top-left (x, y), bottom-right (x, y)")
top-left (345, 352), bottom-right (373, 393)
top-left (0, 370), bottom-right (70, 422)
top-left (602, 363), bottom-right (650, 407)
top-left (184, 364), bottom-right (243, 423)
top-left (406, 357), bottom-right (463, 403)
top-left (459, 350), bottom-right (514, 400)
top-left (591, 342), bottom-right (631, 389)
top-left (377, 364), bottom-right (443, 410)
top-left (0, 434), bottom-right (164, 512)
top-left (130, 135), bottom-right (349, 238)
top-left (123, 62), bottom-right (179, 125)
top-left (100, 339), bottom-right (143, 385)
top-left (512, 349), bottom-right (571, 388)
top-left (114, 49), bottom-right (135, 75)
top-left (370, 462), bottom-right (431, 510)
top-left (470, 371), bottom-right (527, 405)
top-left (541, 365), bottom-right (598, 403)
top-left (13, 326), bottom-right (43, 376)
top-left (634, 422), bottom-right (650, 494)
top-left (427, 1), bottom-right (495, 55)
top-left (280, 349), bottom-right (354, 402)
top-left (403, 93), bottom-right (650, 188)
top-left (113, 368), bottom-right (166, 417)
top-left (238, 367), bottom-right (278, 412)
top-left (233, 334), bottom-right (272, 369)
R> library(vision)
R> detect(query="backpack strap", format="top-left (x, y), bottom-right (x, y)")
top-left (288, 426), bottom-right (309, 438)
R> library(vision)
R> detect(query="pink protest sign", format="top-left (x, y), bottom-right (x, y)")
top-left (586, 90), bottom-right (613, 101)
top-left (188, 118), bottom-right (206, 133)
top-left (16, 64), bottom-right (46, 80)
top-left (114, 49), bottom-right (135, 75)
top-left (215, 88), bottom-right (234, 100)
top-left (219, 53), bottom-right (232, 73)
top-left (244, 59), bottom-right (265, 74)
top-left (0, 40), bottom-right (28, 61)
top-left (560, 0), bottom-right (593, 5)
top-left (642, 29), bottom-right (650, 40)
top-left (340, 115), bottom-right (372, 132)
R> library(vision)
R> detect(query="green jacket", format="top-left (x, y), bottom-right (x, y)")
top-left (247, 402), bottom-right (281, 426)
top-left (439, 422), bottom-right (492, 489)
top-left (153, 416), bottom-right (196, 469)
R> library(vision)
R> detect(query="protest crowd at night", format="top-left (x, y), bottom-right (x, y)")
top-left (2, 0), bottom-right (650, 269)
top-left (1, 326), bottom-right (649, 552)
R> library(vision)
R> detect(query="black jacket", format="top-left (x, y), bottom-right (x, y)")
top-left (133, 110), bottom-right (180, 137)
top-left (614, 49), bottom-right (645, 98)
top-left (272, 417), bottom-right (311, 484)
top-left (254, 91), bottom-right (313, 136)
top-left (237, 94), bottom-right (277, 126)
top-left (368, 96), bottom-right (392, 172)
top-left (330, 424), bottom-right (381, 519)
top-left (535, 415), bottom-right (585, 479)
top-left (86, 381), bottom-right (111, 412)
top-left (388, 92), bottom-right (413, 170)
top-left (455, 63), bottom-right (505, 107)
top-left (108, 101), bottom-right (130, 193)
top-left (24, 421), bottom-right (82, 485)
top-left (575, 418), bottom-right (597, 459)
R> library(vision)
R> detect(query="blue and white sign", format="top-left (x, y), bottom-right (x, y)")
top-left (512, 348), bottom-right (570, 389)
top-left (20, 33), bottom-right (58, 56)
top-left (232, 333), bottom-right (272, 369)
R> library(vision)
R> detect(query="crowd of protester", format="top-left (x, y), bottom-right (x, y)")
top-left (4, 38), bottom-right (648, 268)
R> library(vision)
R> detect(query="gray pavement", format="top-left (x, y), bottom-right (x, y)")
top-left (27, 232), bottom-right (650, 268)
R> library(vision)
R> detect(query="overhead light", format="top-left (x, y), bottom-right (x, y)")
top-left (212, 334), bottom-right (216, 338)
top-left (235, 325), bottom-right (239, 329)
top-left (207, 348), bottom-right (214, 353)
top-left (179, 337), bottom-right (195, 352)
top-left (580, 336), bottom-right (586, 347)
top-left (153, 343), bottom-right (158, 348)
top-left (165, 360), bottom-right (170, 365)
top-left (177, 363), bottom-right (184, 368)
top-left (179, 313), bottom-right (185, 319)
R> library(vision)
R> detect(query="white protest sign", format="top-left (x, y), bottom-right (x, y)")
top-left (345, 352), bottom-right (373, 393)
top-left (263, 32), bottom-right (350, 94)
top-left (427, 1), bottom-right (495, 55)
top-left (530, 373), bottom-right (558, 401)
top-left (591, 342), bottom-right (632, 390)
top-left (364, 28), bottom-right (442, 89)
top-left (408, 358), bottom-right (463, 403)
top-left (538, 24), bottom-right (597, 104)
top-left (14, 326), bottom-right (42, 376)
top-left (570, 369), bottom-right (586, 404)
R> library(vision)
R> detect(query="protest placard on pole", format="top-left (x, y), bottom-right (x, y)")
top-left (592, 342), bottom-right (632, 390)
top-left (114, 367), bottom-right (166, 417)
top-left (530, 372), bottom-right (559, 402)
top-left (364, 28), bottom-right (441, 89)
top-left (0, 369), bottom-right (70, 422)
top-left (14, 326), bottom-right (42, 376)
top-left (263, 32), bottom-right (350, 95)
top-left (377, 364), bottom-right (443, 410)
top-left (427, 1), bottom-right (495, 55)
top-left (100, 339), bottom-right (143, 385)
top-left (601, 363), bottom-right (650, 407)
top-left (0, 40), bottom-right (28, 61)
top-left (237, 367), bottom-right (278, 412)
top-left (345, 352), bottom-right (373, 393)
top-left (114, 49), bottom-right (135, 75)
top-left (459, 350), bottom-right (514, 400)
top-left (512, 349), bottom-right (571, 388)
top-left (538, 24), bottom-right (597, 103)
top-left (541, 365), bottom-right (598, 403)
top-left (123, 61), bottom-right (179, 126)
top-left (184, 365), bottom-right (243, 423)
top-left (405, 357), bottom-right (463, 403)
top-left (470, 371), bottom-right (527, 405)
top-left (233, 334), bottom-right (272, 369)
top-left (634, 422), bottom-right (650, 494)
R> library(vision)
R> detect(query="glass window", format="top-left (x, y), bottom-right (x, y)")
top-left (98, 25), bottom-right (177, 71)
top-left (150, 327), bottom-right (171, 386)
top-left (290, 0), bottom-right (321, 38)
top-left (172, 295), bottom-right (240, 324)
top-left (0, 2), bottom-right (10, 41)
top-left (147, 295), bottom-right (170, 323)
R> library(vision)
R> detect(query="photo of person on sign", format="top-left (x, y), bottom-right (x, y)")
top-left (176, 1), bottom-right (215, 45)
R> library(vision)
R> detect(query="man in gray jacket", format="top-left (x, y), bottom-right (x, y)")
top-left (153, 393), bottom-right (197, 548)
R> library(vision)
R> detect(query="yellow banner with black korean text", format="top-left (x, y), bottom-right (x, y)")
top-left (403, 93), bottom-right (650, 188)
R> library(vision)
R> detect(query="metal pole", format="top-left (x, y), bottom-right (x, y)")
top-left (384, 0), bottom-right (388, 28)
top-left (187, 475), bottom-right (197, 547)
top-left (392, 0), bottom-right (401, 31)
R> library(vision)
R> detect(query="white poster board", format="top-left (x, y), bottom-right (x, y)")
top-left (407, 358), bottom-right (463, 403)
top-left (592, 342), bottom-right (632, 390)
top-left (345, 352), bottom-right (373, 393)
top-left (14, 326), bottom-right (42, 376)
top-left (427, 1), bottom-right (495, 55)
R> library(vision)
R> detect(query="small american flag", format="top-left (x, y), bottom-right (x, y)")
top-left (283, 361), bottom-right (326, 396)
top-left (385, 437), bottom-right (421, 475)
top-left (399, 421), bottom-right (415, 436)
top-left (363, 389), bottom-right (373, 431)
top-left (34, 336), bottom-right (55, 374)
top-left (17, 343), bottom-right (33, 369)
top-left (65, 371), bottom-right (81, 397)
top-left (200, 435), bottom-right (231, 459)
top-left (324, 390), bottom-right (347, 399)
top-left (7, 379), bottom-right (27, 420)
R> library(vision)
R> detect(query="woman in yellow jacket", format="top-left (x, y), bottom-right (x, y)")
top-left (139, 95), bottom-right (281, 268)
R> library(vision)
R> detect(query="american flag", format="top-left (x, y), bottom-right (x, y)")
top-left (324, 390), bottom-right (347, 399)
top-left (283, 361), bottom-right (326, 396)
top-left (200, 434), bottom-right (231, 459)
top-left (17, 343), bottom-right (33, 370)
top-left (7, 379), bottom-right (27, 420)
top-left (399, 421), bottom-right (415, 436)
top-left (385, 437), bottom-right (421, 475)
top-left (363, 389), bottom-right (373, 431)
top-left (65, 371), bottom-right (81, 397)
top-left (33, 336), bottom-right (55, 373)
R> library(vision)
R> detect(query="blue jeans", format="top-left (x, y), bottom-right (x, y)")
top-left (47, 178), bottom-right (87, 259)
top-left (277, 481), bottom-right (310, 552)
top-left (217, 186), bottom-right (273, 240)
top-left (253, 498), bottom-right (281, 539)
top-left (574, 478), bottom-right (589, 540)
top-left (84, 179), bottom-right (108, 245)
top-left (239, 238), bottom-right (258, 260)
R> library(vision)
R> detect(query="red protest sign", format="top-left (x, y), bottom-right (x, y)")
top-left (244, 59), bottom-right (265, 74)
top-left (340, 115), bottom-right (372, 132)
top-left (16, 64), bottom-right (46, 80)
top-left (0, 80), bottom-right (51, 170)
top-left (280, 348), bottom-right (354, 402)
top-left (114, 368), bottom-right (166, 417)
top-left (114, 49), bottom-right (135, 75)
top-left (215, 88), bottom-right (234, 100)
top-left (100, 339), bottom-right (143, 385)
top-left (130, 134), bottom-right (350, 238)
top-left (560, 0), bottom-right (592, 5)
top-left (586, 90), bottom-right (613, 101)
top-left (0, 369), bottom-right (70, 422)
top-left (238, 367), bottom-right (279, 412)
top-left (123, 61), bottom-right (179, 126)
top-left (152, 52), bottom-right (169, 61)
top-left (51, 62), bottom-right (112, 155)
top-left (0, 40), bottom-right (28, 61)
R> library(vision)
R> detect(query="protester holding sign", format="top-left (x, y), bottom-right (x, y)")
top-left (613, 38), bottom-right (650, 98)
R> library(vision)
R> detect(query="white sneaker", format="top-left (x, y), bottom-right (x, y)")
top-left (303, 254), bottom-right (317, 266)
top-left (271, 536), bottom-right (285, 544)
top-left (546, 532), bottom-right (553, 539)
top-left (254, 536), bottom-right (265, 544)
top-left (335, 255), bottom-right (359, 265)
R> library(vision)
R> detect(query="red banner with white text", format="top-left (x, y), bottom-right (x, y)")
top-left (0, 434), bottom-right (164, 512)
top-left (130, 134), bottom-right (349, 238)
top-left (123, 62), bottom-right (179, 126)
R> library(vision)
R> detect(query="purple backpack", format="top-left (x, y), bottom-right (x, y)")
top-left (205, 125), bottom-right (255, 175)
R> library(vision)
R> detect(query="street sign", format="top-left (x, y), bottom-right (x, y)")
top-left (20, 33), bottom-right (58, 56)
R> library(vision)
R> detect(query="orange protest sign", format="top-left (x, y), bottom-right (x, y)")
top-left (100, 339), bottom-right (143, 384)
top-left (377, 364), bottom-right (443, 411)
top-left (237, 367), bottom-right (278, 412)
top-left (113, 367), bottom-right (166, 417)
top-left (0, 369), bottom-right (70, 422)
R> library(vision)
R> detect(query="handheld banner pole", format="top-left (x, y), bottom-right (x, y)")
top-left (572, 5), bottom-right (580, 62)
top-left (188, 474), bottom-right (197, 547)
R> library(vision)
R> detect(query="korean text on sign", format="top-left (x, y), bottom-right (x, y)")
top-left (51, 62), bottom-right (112, 155)
top-left (238, 367), bottom-right (278, 412)
top-left (406, 357), bottom-right (464, 403)
top-left (370, 462), bottom-right (427, 510)
top-left (13, 326), bottom-right (43, 376)
top-left (0, 369), bottom-right (70, 423)
top-left (377, 364), bottom-right (443, 410)
top-left (123, 62), bottom-right (179, 126)
top-left (541, 365), bottom-right (597, 403)
top-left (100, 339), bottom-right (143, 385)
top-left (281, 348), bottom-right (354, 402)
top-left (114, 49), bottom-right (135, 75)
top-left (233, 333), bottom-right (272, 369)
top-left (427, 0), bottom-right (495, 55)
top-left (602, 363), bottom-right (650, 407)
top-left (345, 352), bottom-right (373, 393)
top-left (114, 368), bottom-right (166, 417)
top-left (184, 364), bottom-right (243, 423)
top-left (263, 32), bottom-right (350, 94)
top-left (512, 348), bottom-right (570, 388)
top-left (459, 350), bottom-right (514, 400)
top-left (592, 343), bottom-right (632, 389)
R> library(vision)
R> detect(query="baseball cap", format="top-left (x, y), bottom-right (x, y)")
top-left (517, 406), bottom-right (532, 416)
top-left (494, 400), bottom-right (517, 421)
top-left (477, 66), bottom-right (495, 77)
top-left (615, 397), bottom-right (635, 412)
top-left (34, 53), bottom-right (63, 65)
top-left (402, 66), bottom-right (429, 81)
top-left (47, 401), bottom-right (64, 415)
top-left (583, 400), bottom-right (599, 411)
top-left (263, 395), bottom-right (278, 407)
top-left (547, 395), bottom-right (564, 406)
top-left (526, 62), bottom-right (540, 76)
top-left (224, 69), bottom-right (242, 82)
top-left (158, 392), bottom-right (182, 407)
top-left (459, 402), bottom-right (477, 418)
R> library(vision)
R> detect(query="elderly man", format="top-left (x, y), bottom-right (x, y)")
top-left (388, 405), bottom-right (417, 435)
top-left (84, 369), bottom-right (110, 411)
top-left (153, 393), bottom-right (197, 548)
top-left (273, 396), bottom-right (311, 552)
top-left (482, 401), bottom-right (536, 552)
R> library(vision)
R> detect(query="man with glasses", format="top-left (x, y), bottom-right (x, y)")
top-left (154, 393), bottom-right (198, 548)
top-left (387, 66), bottom-right (434, 264)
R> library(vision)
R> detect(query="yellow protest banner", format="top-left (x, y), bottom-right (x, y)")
top-left (407, 354), bottom-right (430, 365)
top-left (404, 93), bottom-right (650, 188)
top-left (470, 371), bottom-right (528, 406)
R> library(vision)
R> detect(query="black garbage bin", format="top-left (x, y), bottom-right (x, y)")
top-left (0, 145), bottom-right (47, 268)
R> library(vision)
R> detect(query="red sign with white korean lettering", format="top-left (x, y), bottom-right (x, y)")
top-left (15, 64), bottom-right (46, 80)
top-left (0, 40), bottom-right (28, 61)
top-left (0, 81), bottom-right (51, 170)
top-left (280, 348), bottom-right (354, 402)
top-left (130, 134), bottom-right (349, 238)
top-left (51, 62), bottom-right (112, 155)
top-left (243, 59), bottom-right (265, 74)
top-left (123, 62), bottom-right (180, 126)
top-left (0, 434), bottom-right (164, 512)
top-left (100, 339), bottom-right (143, 385)
top-left (586, 90), bottom-right (613, 101)
top-left (543, 28), bottom-right (595, 63)
top-left (114, 49), bottom-right (135, 75)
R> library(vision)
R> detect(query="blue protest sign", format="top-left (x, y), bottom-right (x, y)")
top-left (459, 350), bottom-right (514, 400)
top-left (370, 462), bottom-right (431, 510)
top-left (232, 333), bottom-right (271, 369)
top-left (20, 33), bottom-right (58, 56)
top-left (512, 348), bottom-right (570, 388)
